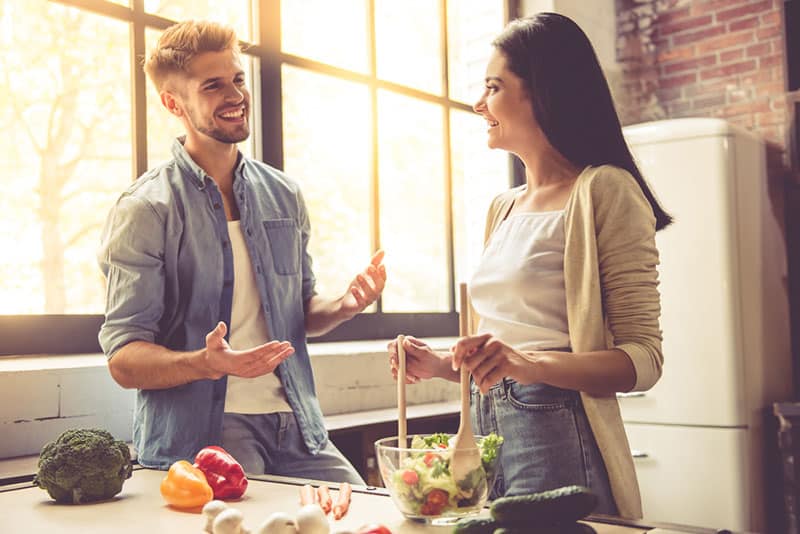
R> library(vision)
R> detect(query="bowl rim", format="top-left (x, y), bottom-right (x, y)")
top-left (374, 433), bottom-right (500, 453)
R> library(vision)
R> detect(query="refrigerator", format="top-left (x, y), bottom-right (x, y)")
top-left (619, 118), bottom-right (792, 532)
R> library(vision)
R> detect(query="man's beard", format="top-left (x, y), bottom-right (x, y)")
top-left (187, 107), bottom-right (250, 144)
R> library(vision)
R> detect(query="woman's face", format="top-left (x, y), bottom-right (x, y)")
top-left (473, 48), bottom-right (539, 154)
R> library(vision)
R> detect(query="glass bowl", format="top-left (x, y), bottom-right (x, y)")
top-left (374, 434), bottom-right (503, 525)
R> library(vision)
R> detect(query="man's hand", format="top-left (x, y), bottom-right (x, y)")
top-left (203, 321), bottom-right (295, 379)
top-left (340, 249), bottom-right (387, 318)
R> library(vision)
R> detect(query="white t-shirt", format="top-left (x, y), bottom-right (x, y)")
top-left (469, 210), bottom-right (571, 351)
top-left (224, 220), bottom-right (293, 414)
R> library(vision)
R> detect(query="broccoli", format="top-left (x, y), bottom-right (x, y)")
top-left (34, 428), bottom-right (133, 504)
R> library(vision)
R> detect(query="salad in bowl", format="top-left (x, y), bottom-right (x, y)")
top-left (374, 432), bottom-right (503, 524)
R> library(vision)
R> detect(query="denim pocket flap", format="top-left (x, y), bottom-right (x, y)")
top-left (505, 381), bottom-right (576, 411)
top-left (263, 218), bottom-right (300, 275)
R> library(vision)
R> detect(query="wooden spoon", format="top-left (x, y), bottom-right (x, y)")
top-left (449, 283), bottom-right (481, 486)
top-left (397, 334), bottom-right (407, 449)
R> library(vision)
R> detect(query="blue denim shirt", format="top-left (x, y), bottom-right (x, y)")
top-left (98, 138), bottom-right (327, 469)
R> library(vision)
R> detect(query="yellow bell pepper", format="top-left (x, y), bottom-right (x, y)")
top-left (160, 460), bottom-right (214, 509)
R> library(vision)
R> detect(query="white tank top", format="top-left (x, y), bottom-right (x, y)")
top-left (224, 221), bottom-right (293, 414)
top-left (469, 210), bottom-right (571, 351)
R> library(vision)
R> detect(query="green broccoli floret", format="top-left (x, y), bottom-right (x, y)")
top-left (33, 428), bottom-right (133, 504)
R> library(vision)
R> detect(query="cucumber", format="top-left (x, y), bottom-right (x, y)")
top-left (493, 522), bottom-right (596, 534)
top-left (452, 517), bottom-right (501, 534)
top-left (490, 486), bottom-right (598, 525)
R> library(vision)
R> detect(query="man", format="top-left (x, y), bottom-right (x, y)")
top-left (97, 20), bottom-right (386, 484)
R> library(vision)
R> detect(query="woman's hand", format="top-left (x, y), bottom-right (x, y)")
top-left (388, 335), bottom-right (455, 384)
top-left (452, 333), bottom-right (537, 394)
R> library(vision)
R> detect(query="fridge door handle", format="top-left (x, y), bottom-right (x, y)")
top-left (617, 392), bottom-right (646, 398)
top-left (631, 449), bottom-right (650, 459)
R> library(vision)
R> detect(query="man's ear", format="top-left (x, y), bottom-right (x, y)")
top-left (160, 90), bottom-right (184, 117)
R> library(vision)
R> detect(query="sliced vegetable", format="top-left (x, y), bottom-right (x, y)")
top-left (160, 460), bottom-right (214, 509)
top-left (194, 446), bottom-right (248, 500)
top-left (317, 484), bottom-right (332, 514)
top-left (300, 484), bottom-right (317, 506)
top-left (332, 481), bottom-right (352, 519)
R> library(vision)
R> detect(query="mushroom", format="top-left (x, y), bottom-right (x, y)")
top-left (203, 500), bottom-right (230, 533)
top-left (213, 507), bottom-right (249, 534)
top-left (295, 504), bottom-right (330, 534)
top-left (255, 512), bottom-right (297, 534)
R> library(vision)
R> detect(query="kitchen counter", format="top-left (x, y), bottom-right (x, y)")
top-left (0, 467), bottom-right (721, 533)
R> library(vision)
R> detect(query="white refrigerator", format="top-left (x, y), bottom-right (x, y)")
top-left (620, 118), bottom-right (792, 532)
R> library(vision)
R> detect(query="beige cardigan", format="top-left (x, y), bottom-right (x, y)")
top-left (476, 164), bottom-right (664, 519)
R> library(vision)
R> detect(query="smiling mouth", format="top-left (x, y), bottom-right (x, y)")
top-left (218, 107), bottom-right (246, 121)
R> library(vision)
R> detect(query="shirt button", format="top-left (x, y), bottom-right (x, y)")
top-left (213, 202), bottom-right (221, 209)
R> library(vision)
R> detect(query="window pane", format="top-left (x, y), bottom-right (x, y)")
top-left (447, 0), bottom-right (505, 104)
top-left (450, 109), bottom-right (510, 303)
top-left (282, 66), bottom-right (372, 300)
top-left (0, 0), bottom-right (131, 314)
top-left (281, 0), bottom-right (368, 73)
top-left (378, 91), bottom-right (447, 312)
top-left (375, 0), bottom-right (442, 95)
top-left (144, 0), bottom-right (253, 43)
top-left (145, 29), bottom-right (256, 167)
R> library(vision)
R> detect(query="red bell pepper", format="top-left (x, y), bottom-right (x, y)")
top-left (193, 446), bottom-right (248, 500)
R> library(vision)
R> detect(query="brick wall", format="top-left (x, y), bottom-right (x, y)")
top-left (615, 0), bottom-right (795, 169)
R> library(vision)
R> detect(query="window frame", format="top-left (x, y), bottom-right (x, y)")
top-left (0, 0), bottom-right (519, 355)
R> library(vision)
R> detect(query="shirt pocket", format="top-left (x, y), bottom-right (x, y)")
top-left (263, 218), bottom-right (300, 275)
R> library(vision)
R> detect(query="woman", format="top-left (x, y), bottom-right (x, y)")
top-left (388, 13), bottom-right (670, 519)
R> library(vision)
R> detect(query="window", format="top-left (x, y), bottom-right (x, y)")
top-left (0, 0), bottom-right (511, 354)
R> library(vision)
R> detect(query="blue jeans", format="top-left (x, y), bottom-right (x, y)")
top-left (221, 412), bottom-right (365, 485)
top-left (471, 379), bottom-right (617, 515)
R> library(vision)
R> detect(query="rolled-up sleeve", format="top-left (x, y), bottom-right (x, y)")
top-left (591, 167), bottom-right (664, 391)
top-left (97, 194), bottom-right (166, 359)
top-left (296, 188), bottom-right (317, 302)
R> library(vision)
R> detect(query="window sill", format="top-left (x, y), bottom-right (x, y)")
top-left (0, 338), bottom-right (459, 461)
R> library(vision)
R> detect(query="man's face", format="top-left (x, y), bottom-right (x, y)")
top-left (164, 49), bottom-right (250, 145)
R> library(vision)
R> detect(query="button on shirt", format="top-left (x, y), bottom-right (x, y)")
top-left (97, 138), bottom-right (326, 469)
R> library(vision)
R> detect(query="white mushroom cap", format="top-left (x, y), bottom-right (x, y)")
top-left (294, 504), bottom-right (329, 534)
top-left (254, 511), bottom-right (297, 534)
top-left (203, 500), bottom-right (229, 533)
top-left (213, 507), bottom-right (248, 534)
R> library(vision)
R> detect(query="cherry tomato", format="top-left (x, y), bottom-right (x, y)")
top-left (401, 469), bottom-right (419, 485)
top-left (423, 452), bottom-right (440, 467)
top-left (425, 488), bottom-right (449, 507)
top-left (355, 524), bottom-right (393, 534)
top-left (420, 502), bottom-right (443, 516)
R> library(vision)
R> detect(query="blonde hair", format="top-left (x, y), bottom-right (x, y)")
top-left (144, 20), bottom-right (240, 91)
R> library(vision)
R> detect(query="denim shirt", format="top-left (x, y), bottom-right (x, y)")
top-left (98, 139), bottom-right (327, 469)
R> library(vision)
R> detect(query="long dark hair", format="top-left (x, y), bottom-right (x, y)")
top-left (493, 13), bottom-right (672, 230)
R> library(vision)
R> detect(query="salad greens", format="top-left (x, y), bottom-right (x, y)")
top-left (389, 433), bottom-right (503, 517)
